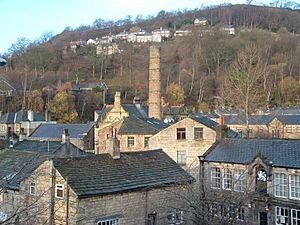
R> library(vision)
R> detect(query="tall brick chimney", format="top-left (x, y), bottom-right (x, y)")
top-left (149, 46), bottom-right (161, 120)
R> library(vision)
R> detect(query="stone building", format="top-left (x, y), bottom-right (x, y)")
top-left (149, 115), bottom-right (237, 179)
top-left (0, 147), bottom-right (193, 225)
top-left (200, 138), bottom-right (300, 225)
top-left (223, 114), bottom-right (300, 139)
top-left (97, 115), bottom-right (168, 154)
top-left (28, 122), bottom-right (95, 153)
top-left (0, 109), bottom-right (55, 141)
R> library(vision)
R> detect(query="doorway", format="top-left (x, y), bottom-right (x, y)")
top-left (259, 212), bottom-right (268, 225)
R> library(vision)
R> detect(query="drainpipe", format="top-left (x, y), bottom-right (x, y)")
top-left (50, 160), bottom-right (55, 225)
top-left (66, 177), bottom-right (69, 225)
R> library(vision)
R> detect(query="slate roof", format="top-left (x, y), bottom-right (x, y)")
top-left (0, 150), bottom-right (47, 190)
top-left (54, 149), bottom-right (193, 198)
top-left (95, 104), bottom-right (148, 123)
top-left (30, 122), bottom-right (94, 139)
top-left (223, 115), bottom-right (274, 125)
top-left (0, 110), bottom-right (45, 124)
top-left (191, 116), bottom-right (238, 138)
top-left (203, 139), bottom-right (300, 169)
top-left (118, 116), bottom-right (169, 135)
top-left (276, 115), bottom-right (300, 125)
top-left (13, 140), bottom-right (89, 156)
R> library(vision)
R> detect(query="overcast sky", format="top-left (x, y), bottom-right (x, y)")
top-left (0, 0), bottom-right (271, 54)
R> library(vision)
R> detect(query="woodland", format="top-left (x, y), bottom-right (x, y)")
top-left (1, 3), bottom-right (300, 122)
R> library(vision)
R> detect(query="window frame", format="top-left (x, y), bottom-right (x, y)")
top-left (275, 206), bottom-right (289, 225)
top-left (274, 173), bottom-right (288, 198)
top-left (194, 127), bottom-right (204, 140)
top-left (176, 128), bottom-right (186, 140)
top-left (97, 218), bottom-right (119, 225)
top-left (234, 170), bottom-right (246, 192)
top-left (292, 209), bottom-right (300, 225)
top-left (55, 184), bottom-right (64, 199)
top-left (177, 150), bottom-right (187, 166)
top-left (223, 169), bottom-right (233, 190)
top-left (29, 182), bottom-right (36, 195)
top-left (211, 167), bottom-right (221, 189)
top-left (127, 136), bottom-right (135, 148)
top-left (144, 136), bottom-right (150, 148)
top-left (290, 175), bottom-right (300, 200)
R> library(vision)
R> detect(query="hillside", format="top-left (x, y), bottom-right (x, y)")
top-left (1, 3), bottom-right (300, 121)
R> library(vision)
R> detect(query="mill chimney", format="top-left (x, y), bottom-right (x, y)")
top-left (149, 46), bottom-right (161, 120)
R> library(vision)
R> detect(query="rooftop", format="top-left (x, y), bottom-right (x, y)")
top-left (54, 149), bottom-right (193, 198)
top-left (203, 138), bottom-right (300, 169)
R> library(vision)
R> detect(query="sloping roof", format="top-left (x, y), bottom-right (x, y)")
top-left (276, 115), bottom-right (300, 125)
top-left (13, 140), bottom-right (89, 156)
top-left (118, 116), bottom-right (169, 135)
top-left (0, 150), bottom-right (47, 190)
top-left (30, 122), bottom-right (94, 139)
top-left (223, 115), bottom-right (274, 125)
top-left (191, 116), bottom-right (238, 138)
top-left (203, 139), bottom-right (300, 169)
top-left (95, 104), bottom-right (148, 123)
top-left (54, 149), bottom-right (193, 198)
top-left (0, 110), bottom-right (45, 124)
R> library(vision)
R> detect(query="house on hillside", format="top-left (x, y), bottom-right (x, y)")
top-left (223, 25), bottom-right (235, 35)
top-left (200, 138), bottom-right (300, 225)
top-left (193, 17), bottom-right (208, 26)
top-left (28, 122), bottom-right (94, 152)
top-left (0, 78), bottom-right (16, 96)
top-left (149, 115), bottom-right (237, 179)
top-left (0, 148), bottom-right (193, 225)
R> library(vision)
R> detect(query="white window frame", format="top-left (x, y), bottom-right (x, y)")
top-left (127, 136), bottom-right (135, 147)
top-left (144, 136), bottom-right (150, 148)
top-left (292, 209), bottom-right (300, 225)
top-left (274, 173), bottom-right (288, 198)
top-left (177, 150), bottom-right (186, 166)
top-left (211, 167), bottom-right (221, 189)
top-left (29, 182), bottom-right (36, 195)
top-left (55, 184), bottom-right (64, 199)
top-left (97, 218), bottom-right (119, 225)
top-left (237, 207), bottom-right (245, 221)
top-left (290, 175), bottom-right (300, 200)
top-left (275, 206), bottom-right (289, 225)
top-left (194, 127), bottom-right (203, 140)
top-left (223, 169), bottom-right (233, 190)
top-left (234, 170), bottom-right (246, 192)
top-left (0, 125), bottom-right (5, 132)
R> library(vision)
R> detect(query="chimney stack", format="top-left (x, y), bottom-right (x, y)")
top-left (105, 127), bottom-right (120, 159)
top-left (216, 125), bottom-right (228, 141)
top-left (149, 46), bottom-right (161, 120)
top-left (114, 91), bottom-right (122, 112)
top-left (62, 128), bottom-right (70, 144)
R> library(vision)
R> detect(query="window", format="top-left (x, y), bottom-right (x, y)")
top-left (194, 128), bottom-right (203, 140)
top-left (0, 125), bottom-right (5, 132)
top-left (97, 219), bottom-right (119, 225)
top-left (274, 173), bottom-right (288, 198)
top-left (211, 167), bottom-right (221, 189)
top-left (234, 170), bottom-right (246, 192)
top-left (55, 184), bottom-right (64, 199)
top-left (223, 169), bottom-right (233, 190)
top-left (29, 182), bottom-right (36, 195)
top-left (286, 127), bottom-right (293, 133)
top-left (177, 150), bottom-right (186, 166)
top-left (290, 175), bottom-right (300, 199)
top-left (127, 136), bottom-right (135, 147)
top-left (237, 207), bottom-right (245, 221)
top-left (276, 207), bottom-right (289, 225)
top-left (144, 137), bottom-right (150, 148)
top-left (176, 128), bottom-right (186, 140)
top-left (78, 206), bottom-right (86, 215)
top-left (167, 209), bottom-right (183, 225)
top-left (292, 209), bottom-right (300, 225)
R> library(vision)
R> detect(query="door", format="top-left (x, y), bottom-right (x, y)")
top-left (259, 212), bottom-right (268, 225)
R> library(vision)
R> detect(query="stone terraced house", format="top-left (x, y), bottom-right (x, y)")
top-left (200, 138), bottom-right (300, 225)
top-left (0, 147), bottom-right (193, 225)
